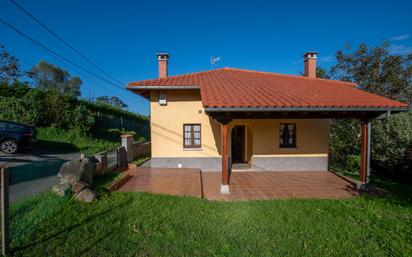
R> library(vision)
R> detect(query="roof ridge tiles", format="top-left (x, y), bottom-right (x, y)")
top-left (128, 67), bottom-right (356, 87)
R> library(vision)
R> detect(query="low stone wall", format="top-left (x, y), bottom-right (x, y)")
top-left (121, 134), bottom-right (151, 163)
top-left (94, 146), bottom-right (128, 175)
top-left (94, 135), bottom-right (151, 174)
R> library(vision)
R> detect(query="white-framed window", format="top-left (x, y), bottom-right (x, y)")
top-left (183, 124), bottom-right (201, 148)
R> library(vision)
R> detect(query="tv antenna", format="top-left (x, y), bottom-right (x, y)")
top-left (210, 56), bottom-right (222, 67)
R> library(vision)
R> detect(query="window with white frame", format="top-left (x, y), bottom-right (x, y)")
top-left (183, 124), bottom-right (201, 148)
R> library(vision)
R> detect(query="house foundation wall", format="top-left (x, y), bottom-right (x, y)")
top-left (251, 156), bottom-right (328, 171)
top-left (149, 156), bottom-right (328, 172)
top-left (150, 157), bottom-right (222, 171)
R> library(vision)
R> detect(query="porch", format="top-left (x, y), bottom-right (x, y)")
top-left (118, 168), bottom-right (358, 200)
top-left (210, 110), bottom-right (382, 194)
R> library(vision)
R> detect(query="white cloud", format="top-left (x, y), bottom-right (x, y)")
top-left (389, 43), bottom-right (412, 55)
top-left (389, 34), bottom-right (410, 41)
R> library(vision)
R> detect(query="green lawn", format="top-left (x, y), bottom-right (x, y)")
top-left (9, 178), bottom-right (412, 257)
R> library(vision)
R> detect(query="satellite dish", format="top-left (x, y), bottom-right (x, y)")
top-left (210, 56), bottom-right (222, 66)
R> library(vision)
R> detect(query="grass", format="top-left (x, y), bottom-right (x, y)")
top-left (8, 175), bottom-right (412, 257)
top-left (36, 127), bottom-right (120, 155)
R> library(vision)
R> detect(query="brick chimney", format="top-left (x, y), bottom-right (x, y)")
top-left (303, 52), bottom-right (318, 78)
top-left (157, 53), bottom-right (169, 78)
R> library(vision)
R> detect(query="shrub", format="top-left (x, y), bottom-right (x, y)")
top-left (330, 111), bottom-right (412, 175)
top-left (43, 91), bottom-right (72, 128)
top-left (0, 82), bottom-right (149, 140)
top-left (344, 155), bottom-right (361, 174)
top-left (70, 104), bottom-right (95, 133)
top-left (329, 119), bottom-right (360, 170)
top-left (371, 111), bottom-right (412, 173)
top-left (0, 90), bottom-right (44, 125)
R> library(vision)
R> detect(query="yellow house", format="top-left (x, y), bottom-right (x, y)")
top-left (128, 52), bottom-right (408, 193)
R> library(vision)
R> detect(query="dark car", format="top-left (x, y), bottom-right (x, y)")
top-left (0, 120), bottom-right (36, 154)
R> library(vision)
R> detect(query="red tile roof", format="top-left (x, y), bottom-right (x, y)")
top-left (128, 67), bottom-right (409, 110)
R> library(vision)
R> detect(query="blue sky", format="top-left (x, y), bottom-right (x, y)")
top-left (1, 0), bottom-right (411, 115)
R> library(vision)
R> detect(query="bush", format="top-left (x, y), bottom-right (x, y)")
top-left (371, 111), bottom-right (412, 173)
top-left (344, 155), bottom-right (361, 174)
top-left (0, 82), bottom-right (149, 140)
top-left (70, 104), bottom-right (95, 133)
top-left (330, 111), bottom-right (412, 175)
top-left (329, 119), bottom-right (360, 171)
top-left (43, 91), bottom-right (73, 128)
top-left (0, 91), bottom-right (44, 125)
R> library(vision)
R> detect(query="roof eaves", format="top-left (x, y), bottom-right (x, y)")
top-left (204, 106), bottom-right (410, 112)
top-left (126, 85), bottom-right (200, 90)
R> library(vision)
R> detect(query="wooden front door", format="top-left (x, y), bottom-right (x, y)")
top-left (231, 126), bottom-right (245, 163)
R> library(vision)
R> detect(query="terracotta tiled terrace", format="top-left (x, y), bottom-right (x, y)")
top-left (118, 168), bottom-right (358, 201)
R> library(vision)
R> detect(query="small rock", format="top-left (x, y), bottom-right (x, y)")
top-left (75, 188), bottom-right (98, 203)
top-left (72, 181), bottom-right (89, 194)
top-left (52, 184), bottom-right (71, 197)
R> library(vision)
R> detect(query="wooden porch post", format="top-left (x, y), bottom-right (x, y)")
top-left (360, 120), bottom-right (369, 184)
top-left (220, 122), bottom-right (230, 194)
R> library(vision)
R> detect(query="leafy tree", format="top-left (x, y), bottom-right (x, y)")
top-left (96, 95), bottom-right (128, 109)
top-left (28, 61), bottom-right (82, 98)
top-left (331, 42), bottom-right (412, 104)
top-left (328, 43), bottom-right (412, 175)
top-left (0, 45), bottom-right (21, 83)
top-left (371, 112), bottom-right (412, 174)
top-left (0, 81), bottom-right (30, 97)
top-left (316, 67), bottom-right (330, 79)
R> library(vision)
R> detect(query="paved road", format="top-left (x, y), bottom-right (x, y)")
top-left (10, 176), bottom-right (58, 203)
top-left (0, 149), bottom-right (79, 168)
top-left (0, 148), bottom-right (79, 203)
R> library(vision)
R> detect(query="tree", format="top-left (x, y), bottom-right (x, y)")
top-left (331, 42), bottom-right (412, 104)
top-left (96, 95), bottom-right (128, 109)
top-left (28, 61), bottom-right (82, 98)
top-left (0, 45), bottom-right (21, 83)
top-left (328, 43), bottom-right (412, 175)
top-left (316, 67), bottom-right (330, 79)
